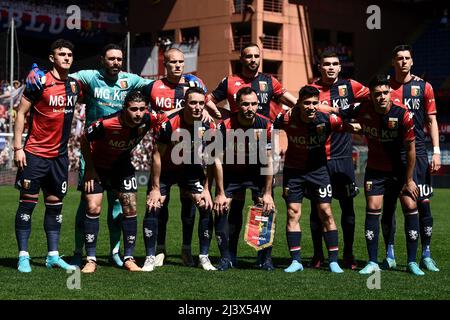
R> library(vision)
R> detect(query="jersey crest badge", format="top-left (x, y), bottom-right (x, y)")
top-left (259, 81), bottom-right (268, 92)
top-left (70, 81), bottom-right (77, 93)
top-left (316, 123), bottom-right (326, 134)
top-left (120, 80), bottom-right (129, 89)
top-left (338, 85), bottom-right (347, 97)
top-left (411, 85), bottom-right (421, 97)
top-left (388, 117), bottom-right (398, 129)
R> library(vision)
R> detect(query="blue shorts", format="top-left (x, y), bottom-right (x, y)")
top-left (364, 168), bottom-right (405, 197)
top-left (282, 166), bottom-right (332, 204)
top-left (223, 172), bottom-right (265, 199)
top-left (327, 157), bottom-right (358, 199)
top-left (85, 162), bottom-right (137, 194)
top-left (15, 151), bottom-right (69, 198)
top-left (150, 168), bottom-right (205, 196)
top-left (414, 155), bottom-right (433, 200)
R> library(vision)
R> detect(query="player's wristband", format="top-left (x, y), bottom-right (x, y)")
top-left (433, 146), bottom-right (441, 155)
top-left (13, 147), bottom-right (23, 152)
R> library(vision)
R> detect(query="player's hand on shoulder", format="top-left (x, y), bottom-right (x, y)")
top-left (201, 109), bottom-right (215, 122)
top-left (183, 74), bottom-right (207, 93)
top-left (26, 63), bottom-right (46, 92)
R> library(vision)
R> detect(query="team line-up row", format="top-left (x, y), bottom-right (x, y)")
top-left (12, 39), bottom-right (440, 275)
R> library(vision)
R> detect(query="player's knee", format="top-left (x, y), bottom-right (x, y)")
top-left (86, 203), bottom-right (101, 216)
top-left (287, 205), bottom-right (301, 221)
top-left (318, 206), bottom-right (335, 227)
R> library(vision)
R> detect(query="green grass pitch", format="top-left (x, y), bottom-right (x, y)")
top-left (0, 186), bottom-right (449, 300)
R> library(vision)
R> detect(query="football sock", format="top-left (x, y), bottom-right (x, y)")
top-left (324, 230), bottom-right (339, 263)
top-left (404, 208), bottom-right (420, 263)
top-left (84, 214), bottom-right (99, 258)
top-left (44, 199), bottom-right (63, 252)
top-left (381, 192), bottom-right (397, 251)
top-left (310, 202), bottom-right (324, 258)
top-left (181, 196), bottom-right (196, 247)
top-left (365, 209), bottom-right (381, 263)
top-left (339, 198), bottom-right (355, 257)
top-left (74, 197), bottom-right (86, 254)
top-left (107, 192), bottom-right (122, 254)
top-left (214, 210), bottom-right (231, 259)
top-left (287, 231), bottom-right (301, 261)
top-left (143, 207), bottom-right (160, 257)
top-left (198, 208), bottom-right (213, 256)
top-left (228, 199), bottom-right (245, 257)
top-left (122, 214), bottom-right (137, 257)
top-left (418, 200), bottom-right (433, 258)
top-left (157, 195), bottom-right (170, 248)
top-left (15, 195), bottom-right (37, 252)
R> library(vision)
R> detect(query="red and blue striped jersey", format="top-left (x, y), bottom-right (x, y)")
top-left (343, 102), bottom-right (415, 172)
top-left (389, 78), bottom-right (436, 156)
top-left (85, 110), bottom-right (166, 169)
top-left (211, 73), bottom-right (286, 118)
top-left (156, 110), bottom-right (216, 171)
top-left (218, 113), bottom-right (272, 174)
top-left (273, 110), bottom-right (344, 171)
top-left (147, 77), bottom-right (206, 112)
top-left (310, 78), bottom-right (369, 160)
top-left (23, 71), bottom-right (82, 158)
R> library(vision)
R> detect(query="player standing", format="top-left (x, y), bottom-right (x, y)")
top-left (274, 85), bottom-right (347, 273)
top-left (145, 48), bottom-right (217, 267)
top-left (340, 75), bottom-right (423, 276)
top-left (308, 51), bottom-right (370, 269)
top-left (207, 43), bottom-right (296, 266)
top-left (143, 87), bottom-right (216, 271)
top-left (212, 87), bottom-right (275, 271)
top-left (13, 39), bottom-right (81, 272)
top-left (380, 45), bottom-right (440, 272)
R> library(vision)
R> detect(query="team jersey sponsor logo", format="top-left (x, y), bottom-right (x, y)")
top-left (388, 117), bottom-right (398, 129)
top-left (338, 85), bottom-right (347, 97)
top-left (120, 80), bottom-right (129, 89)
top-left (411, 85), bottom-right (421, 97)
top-left (259, 81), bottom-right (268, 92)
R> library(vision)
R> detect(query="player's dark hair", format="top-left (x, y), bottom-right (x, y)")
top-left (50, 39), bottom-right (74, 54)
top-left (240, 43), bottom-right (260, 56)
top-left (236, 87), bottom-right (257, 104)
top-left (368, 74), bottom-right (390, 89)
top-left (184, 87), bottom-right (205, 101)
top-left (320, 50), bottom-right (339, 62)
top-left (298, 85), bottom-right (320, 101)
top-left (392, 44), bottom-right (412, 58)
top-left (101, 43), bottom-right (123, 57)
top-left (124, 90), bottom-right (146, 108)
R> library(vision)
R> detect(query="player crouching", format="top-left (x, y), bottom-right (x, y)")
top-left (79, 91), bottom-right (166, 273)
